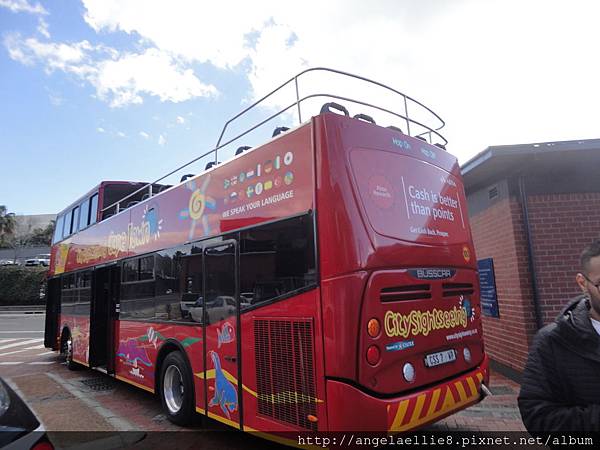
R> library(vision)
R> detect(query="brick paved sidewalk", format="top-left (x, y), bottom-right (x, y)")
top-left (426, 370), bottom-right (525, 432)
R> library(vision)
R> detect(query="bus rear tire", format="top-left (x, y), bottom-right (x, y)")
top-left (159, 351), bottom-right (195, 426)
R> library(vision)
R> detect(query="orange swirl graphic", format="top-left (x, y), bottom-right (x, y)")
top-left (189, 190), bottom-right (206, 220)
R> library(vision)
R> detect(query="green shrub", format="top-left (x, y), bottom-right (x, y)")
top-left (0, 266), bottom-right (47, 306)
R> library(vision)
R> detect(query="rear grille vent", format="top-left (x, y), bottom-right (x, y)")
top-left (442, 282), bottom-right (474, 297)
top-left (380, 284), bottom-right (431, 302)
top-left (254, 319), bottom-right (317, 431)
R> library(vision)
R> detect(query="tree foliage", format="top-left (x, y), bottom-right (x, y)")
top-left (0, 205), bottom-right (16, 247)
top-left (27, 221), bottom-right (55, 246)
top-left (0, 266), bottom-right (47, 306)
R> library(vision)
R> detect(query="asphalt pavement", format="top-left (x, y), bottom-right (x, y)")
top-left (0, 312), bottom-right (45, 339)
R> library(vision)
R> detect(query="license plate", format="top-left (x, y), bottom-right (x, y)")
top-left (424, 349), bottom-right (456, 368)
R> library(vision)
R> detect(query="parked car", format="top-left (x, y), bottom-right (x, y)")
top-left (0, 259), bottom-right (19, 266)
top-left (0, 377), bottom-right (54, 449)
top-left (189, 295), bottom-right (236, 324)
top-left (180, 293), bottom-right (202, 319)
top-left (24, 254), bottom-right (51, 267)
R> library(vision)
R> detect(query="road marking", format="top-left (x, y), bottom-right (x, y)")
top-left (0, 361), bottom-right (22, 365)
top-left (0, 338), bottom-right (19, 343)
top-left (29, 361), bottom-right (54, 365)
top-left (24, 345), bottom-right (46, 350)
top-left (0, 349), bottom-right (29, 357)
top-left (0, 339), bottom-right (43, 351)
top-left (46, 372), bottom-right (137, 431)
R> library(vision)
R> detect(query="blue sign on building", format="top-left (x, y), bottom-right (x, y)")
top-left (478, 258), bottom-right (499, 318)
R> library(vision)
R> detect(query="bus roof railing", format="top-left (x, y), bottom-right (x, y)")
top-left (101, 67), bottom-right (446, 216)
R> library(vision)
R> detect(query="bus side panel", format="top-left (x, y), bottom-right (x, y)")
top-left (114, 321), bottom-right (204, 401)
top-left (240, 289), bottom-right (327, 432)
top-left (61, 313), bottom-right (90, 365)
top-left (313, 116), bottom-right (373, 280)
top-left (320, 272), bottom-right (368, 380)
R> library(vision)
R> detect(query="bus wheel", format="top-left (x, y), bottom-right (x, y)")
top-left (61, 332), bottom-right (79, 371)
top-left (159, 352), bottom-right (195, 426)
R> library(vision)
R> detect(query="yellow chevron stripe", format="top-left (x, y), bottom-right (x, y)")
top-left (466, 376), bottom-right (478, 396)
top-left (476, 372), bottom-right (484, 383)
top-left (411, 394), bottom-right (427, 423)
top-left (455, 381), bottom-right (467, 402)
top-left (390, 399), bottom-right (410, 431)
top-left (426, 388), bottom-right (441, 418)
top-left (389, 371), bottom-right (483, 432)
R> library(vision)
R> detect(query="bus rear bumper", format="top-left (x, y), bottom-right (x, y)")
top-left (326, 354), bottom-right (490, 432)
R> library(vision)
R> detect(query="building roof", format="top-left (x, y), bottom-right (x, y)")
top-left (461, 138), bottom-right (600, 192)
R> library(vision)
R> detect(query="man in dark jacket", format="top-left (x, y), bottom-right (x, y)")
top-left (518, 240), bottom-right (600, 432)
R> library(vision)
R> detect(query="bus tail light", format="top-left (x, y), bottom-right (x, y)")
top-left (366, 345), bottom-right (380, 366)
top-left (367, 318), bottom-right (380, 338)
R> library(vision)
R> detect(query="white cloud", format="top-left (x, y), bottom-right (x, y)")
top-left (176, 115), bottom-right (185, 124)
top-left (96, 127), bottom-right (105, 133)
top-left (5, 0), bottom-right (600, 160)
top-left (95, 48), bottom-right (217, 107)
top-left (117, 131), bottom-right (126, 138)
top-left (37, 17), bottom-right (50, 38)
top-left (158, 134), bottom-right (166, 146)
top-left (139, 131), bottom-right (150, 139)
top-left (4, 36), bottom-right (217, 108)
top-left (82, 0), bottom-right (266, 68)
top-left (78, 0), bottom-right (600, 161)
top-left (4, 35), bottom-right (98, 75)
top-left (0, 0), bottom-right (47, 15)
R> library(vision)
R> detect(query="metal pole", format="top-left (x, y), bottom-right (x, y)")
top-left (519, 175), bottom-right (544, 330)
top-left (404, 96), bottom-right (410, 136)
top-left (295, 77), bottom-right (302, 123)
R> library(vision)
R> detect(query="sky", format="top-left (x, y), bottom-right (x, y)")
top-left (1, 0), bottom-right (600, 215)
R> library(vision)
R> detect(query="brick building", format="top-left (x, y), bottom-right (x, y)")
top-left (461, 138), bottom-right (600, 374)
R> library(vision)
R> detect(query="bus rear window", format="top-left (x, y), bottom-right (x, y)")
top-left (350, 148), bottom-right (470, 245)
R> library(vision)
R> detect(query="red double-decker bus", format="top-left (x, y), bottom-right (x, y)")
top-left (44, 68), bottom-right (489, 437)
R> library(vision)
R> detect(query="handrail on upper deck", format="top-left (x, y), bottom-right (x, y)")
top-left (101, 67), bottom-right (446, 215)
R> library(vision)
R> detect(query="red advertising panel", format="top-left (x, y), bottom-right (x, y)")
top-left (350, 147), bottom-right (470, 245)
top-left (50, 126), bottom-right (313, 276)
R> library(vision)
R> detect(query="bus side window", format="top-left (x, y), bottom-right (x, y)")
top-left (79, 198), bottom-right (90, 231)
top-left (70, 206), bottom-right (79, 235)
top-left (53, 215), bottom-right (64, 243)
top-left (120, 255), bottom-right (155, 320)
top-left (154, 248), bottom-right (184, 322)
top-left (239, 215), bottom-right (316, 310)
top-left (89, 193), bottom-right (98, 225)
top-left (178, 250), bottom-right (203, 324)
top-left (61, 211), bottom-right (70, 239)
top-left (75, 270), bottom-right (91, 316)
top-left (60, 274), bottom-right (76, 315)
